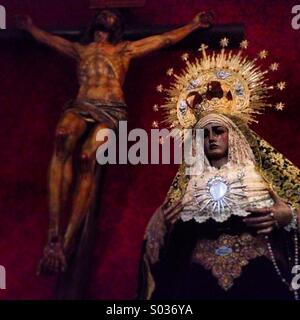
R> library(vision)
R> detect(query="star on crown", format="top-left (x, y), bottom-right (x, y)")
top-left (156, 84), bottom-right (163, 93)
top-left (181, 53), bottom-right (189, 61)
top-left (240, 40), bottom-right (249, 49)
top-left (270, 63), bottom-right (279, 71)
top-left (277, 82), bottom-right (286, 91)
top-left (220, 37), bottom-right (229, 48)
top-left (152, 121), bottom-right (159, 128)
top-left (166, 68), bottom-right (174, 76)
top-left (153, 104), bottom-right (159, 112)
top-left (259, 50), bottom-right (268, 59)
top-left (275, 102), bottom-right (285, 111)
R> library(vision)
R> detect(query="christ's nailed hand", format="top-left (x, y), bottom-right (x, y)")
top-left (15, 14), bottom-right (34, 31)
top-left (192, 11), bottom-right (214, 28)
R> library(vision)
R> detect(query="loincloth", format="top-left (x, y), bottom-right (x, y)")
top-left (63, 99), bottom-right (128, 130)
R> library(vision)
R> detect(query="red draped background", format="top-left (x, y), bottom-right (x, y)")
top-left (0, 0), bottom-right (299, 299)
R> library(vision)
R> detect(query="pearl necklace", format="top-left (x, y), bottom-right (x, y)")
top-left (265, 228), bottom-right (299, 300)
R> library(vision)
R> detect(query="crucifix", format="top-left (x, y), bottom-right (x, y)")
top-left (15, 0), bottom-right (243, 299)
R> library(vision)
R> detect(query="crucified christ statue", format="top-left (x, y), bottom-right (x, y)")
top-left (17, 9), bottom-right (214, 274)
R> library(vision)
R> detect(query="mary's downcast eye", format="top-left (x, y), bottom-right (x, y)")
top-left (214, 128), bottom-right (226, 135)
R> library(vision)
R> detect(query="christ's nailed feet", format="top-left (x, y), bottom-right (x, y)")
top-left (37, 238), bottom-right (67, 275)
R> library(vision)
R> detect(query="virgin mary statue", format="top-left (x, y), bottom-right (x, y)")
top-left (138, 41), bottom-right (300, 300)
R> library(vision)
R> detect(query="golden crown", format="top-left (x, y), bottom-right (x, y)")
top-left (152, 39), bottom-right (286, 134)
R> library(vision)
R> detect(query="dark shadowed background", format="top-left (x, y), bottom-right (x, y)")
top-left (0, 0), bottom-right (299, 299)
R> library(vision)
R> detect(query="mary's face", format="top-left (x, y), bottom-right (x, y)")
top-left (203, 123), bottom-right (229, 161)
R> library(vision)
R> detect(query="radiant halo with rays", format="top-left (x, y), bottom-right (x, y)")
top-left (153, 39), bottom-right (286, 138)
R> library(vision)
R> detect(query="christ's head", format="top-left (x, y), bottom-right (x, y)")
top-left (93, 9), bottom-right (124, 44)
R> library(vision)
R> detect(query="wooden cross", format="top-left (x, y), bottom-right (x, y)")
top-left (5, 0), bottom-right (245, 49)
top-left (89, 0), bottom-right (146, 9)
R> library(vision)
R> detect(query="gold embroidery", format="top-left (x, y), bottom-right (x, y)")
top-left (192, 233), bottom-right (270, 290)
